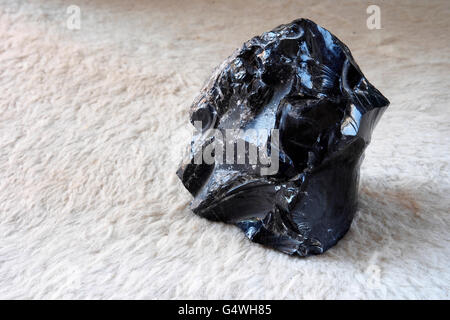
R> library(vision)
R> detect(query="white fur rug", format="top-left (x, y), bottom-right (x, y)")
top-left (0, 0), bottom-right (449, 299)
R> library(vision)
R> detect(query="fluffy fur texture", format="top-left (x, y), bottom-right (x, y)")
top-left (0, 0), bottom-right (448, 299)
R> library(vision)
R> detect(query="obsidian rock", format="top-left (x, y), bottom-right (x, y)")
top-left (177, 18), bottom-right (389, 256)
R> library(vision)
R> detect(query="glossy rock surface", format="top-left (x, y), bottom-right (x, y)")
top-left (177, 19), bottom-right (389, 256)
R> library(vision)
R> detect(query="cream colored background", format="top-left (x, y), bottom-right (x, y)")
top-left (0, 0), bottom-right (449, 299)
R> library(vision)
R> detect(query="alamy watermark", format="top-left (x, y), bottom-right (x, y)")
top-left (366, 5), bottom-right (381, 30)
top-left (66, 5), bottom-right (81, 30)
top-left (190, 121), bottom-right (279, 176)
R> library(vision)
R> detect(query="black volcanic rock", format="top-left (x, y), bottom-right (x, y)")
top-left (177, 18), bottom-right (389, 256)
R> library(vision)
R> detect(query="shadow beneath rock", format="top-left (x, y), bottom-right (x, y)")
top-left (325, 178), bottom-right (449, 264)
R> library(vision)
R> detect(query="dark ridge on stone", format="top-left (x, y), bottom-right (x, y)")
top-left (177, 18), bottom-right (389, 256)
